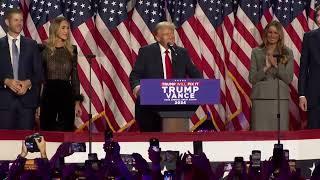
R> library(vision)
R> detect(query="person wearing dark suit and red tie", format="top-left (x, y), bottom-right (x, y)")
top-left (129, 21), bottom-right (202, 132)
top-left (298, 6), bottom-right (320, 129)
top-left (0, 8), bottom-right (42, 130)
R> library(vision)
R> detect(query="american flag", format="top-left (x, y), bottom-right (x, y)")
top-left (166, 0), bottom-right (208, 130)
top-left (95, 0), bottom-right (136, 132)
top-left (196, 0), bottom-right (250, 130)
top-left (62, 0), bottom-right (106, 131)
top-left (130, 0), bottom-right (166, 59)
top-left (0, 0), bottom-right (317, 131)
top-left (25, 0), bottom-right (63, 42)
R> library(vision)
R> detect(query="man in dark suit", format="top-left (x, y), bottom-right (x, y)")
top-left (298, 6), bottom-right (320, 129)
top-left (0, 9), bottom-right (42, 130)
top-left (129, 21), bottom-right (202, 132)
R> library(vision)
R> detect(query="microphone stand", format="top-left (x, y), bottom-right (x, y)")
top-left (276, 56), bottom-right (281, 145)
top-left (85, 54), bottom-right (97, 160)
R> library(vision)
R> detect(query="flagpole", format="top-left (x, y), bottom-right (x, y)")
top-left (85, 54), bottom-right (96, 157)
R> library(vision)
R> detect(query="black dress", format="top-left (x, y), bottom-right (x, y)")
top-left (40, 46), bottom-right (82, 131)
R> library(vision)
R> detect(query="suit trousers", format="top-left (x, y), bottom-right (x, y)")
top-left (308, 106), bottom-right (320, 129)
top-left (40, 80), bottom-right (75, 131)
top-left (135, 98), bottom-right (162, 132)
top-left (0, 98), bottom-right (35, 130)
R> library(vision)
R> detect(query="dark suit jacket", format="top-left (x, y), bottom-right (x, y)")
top-left (298, 29), bottom-right (320, 109)
top-left (129, 42), bottom-right (202, 89)
top-left (0, 36), bottom-right (42, 109)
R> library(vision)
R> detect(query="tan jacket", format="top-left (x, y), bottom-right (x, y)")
top-left (249, 46), bottom-right (294, 100)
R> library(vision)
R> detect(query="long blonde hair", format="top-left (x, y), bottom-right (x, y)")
top-left (46, 16), bottom-right (74, 56)
top-left (260, 20), bottom-right (289, 64)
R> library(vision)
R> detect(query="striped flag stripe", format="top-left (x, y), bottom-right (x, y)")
top-left (100, 67), bottom-right (133, 127)
top-left (95, 29), bottom-right (135, 99)
top-left (111, 23), bottom-right (134, 67)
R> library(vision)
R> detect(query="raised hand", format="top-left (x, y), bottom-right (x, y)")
top-left (132, 153), bottom-right (150, 174)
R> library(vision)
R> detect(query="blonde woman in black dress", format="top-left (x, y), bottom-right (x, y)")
top-left (40, 17), bottom-right (82, 131)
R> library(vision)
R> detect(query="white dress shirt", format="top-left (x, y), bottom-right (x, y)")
top-left (7, 33), bottom-right (21, 65)
top-left (159, 44), bottom-right (172, 79)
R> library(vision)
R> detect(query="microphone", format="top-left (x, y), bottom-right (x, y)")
top-left (167, 43), bottom-right (177, 55)
top-left (85, 54), bottom-right (96, 59)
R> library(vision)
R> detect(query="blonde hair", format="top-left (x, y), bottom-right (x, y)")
top-left (46, 16), bottom-right (74, 56)
top-left (153, 21), bottom-right (176, 35)
top-left (260, 20), bottom-right (289, 64)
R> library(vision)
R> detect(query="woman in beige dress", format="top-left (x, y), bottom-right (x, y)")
top-left (249, 20), bottom-right (294, 131)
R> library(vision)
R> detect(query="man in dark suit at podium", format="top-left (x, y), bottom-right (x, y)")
top-left (298, 6), bottom-right (320, 129)
top-left (129, 21), bottom-right (202, 132)
top-left (0, 9), bottom-right (42, 130)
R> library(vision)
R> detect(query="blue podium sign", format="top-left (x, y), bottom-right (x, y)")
top-left (140, 79), bottom-right (220, 105)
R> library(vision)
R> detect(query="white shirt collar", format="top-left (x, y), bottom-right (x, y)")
top-left (7, 33), bottom-right (21, 41)
top-left (159, 43), bottom-right (171, 54)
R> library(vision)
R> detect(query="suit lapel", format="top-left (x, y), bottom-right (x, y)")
top-left (171, 50), bottom-right (177, 77)
top-left (18, 36), bottom-right (25, 79)
top-left (2, 36), bottom-right (14, 77)
top-left (2, 36), bottom-right (12, 65)
top-left (155, 43), bottom-right (164, 78)
top-left (315, 28), bottom-right (320, 47)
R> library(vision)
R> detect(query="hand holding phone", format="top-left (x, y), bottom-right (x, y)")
top-left (149, 138), bottom-right (159, 152)
top-left (25, 133), bottom-right (41, 153)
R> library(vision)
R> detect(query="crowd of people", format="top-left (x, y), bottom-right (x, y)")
top-left (0, 133), bottom-right (319, 179)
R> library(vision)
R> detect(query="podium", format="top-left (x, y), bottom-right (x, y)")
top-left (140, 79), bottom-right (220, 132)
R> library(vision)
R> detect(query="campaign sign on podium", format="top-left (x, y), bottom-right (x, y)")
top-left (140, 79), bottom-right (220, 105)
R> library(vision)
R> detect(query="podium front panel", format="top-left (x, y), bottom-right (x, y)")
top-left (140, 79), bottom-right (220, 105)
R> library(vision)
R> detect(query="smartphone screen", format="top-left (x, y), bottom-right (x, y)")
top-left (160, 151), bottom-right (179, 170)
top-left (25, 141), bottom-right (34, 149)
top-left (70, 143), bottom-right (86, 152)
top-left (121, 154), bottom-right (136, 165)
top-left (24, 159), bottom-right (37, 171)
top-left (193, 141), bottom-right (203, 155)
top-left (120, 154), bottom-right (136, 172)
top-left (164, 170), bottom-right (175, 180)
top-left (251, 150), bottom-right (261, 168)
top-left (288, 159), bottom-right (296, 172)
top-left (185, 154), bottom-right (192, 165)
top-left (149, 138), bottom-right (160, 152)
top-left (284, 149), bottom-right (289, 160)
top-left (224, 163), bottom-right (232, 171)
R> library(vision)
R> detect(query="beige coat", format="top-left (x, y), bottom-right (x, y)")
top-left (249, 46), bottom-right (294, 131)
top-left (249, 47), bottom-right (294, 100)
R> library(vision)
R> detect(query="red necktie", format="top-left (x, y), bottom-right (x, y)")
top-left (165, 50), bottom-right (172, 79)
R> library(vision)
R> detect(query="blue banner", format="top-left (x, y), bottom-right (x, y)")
top-left (140, 79), bottom-right (220, 105)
